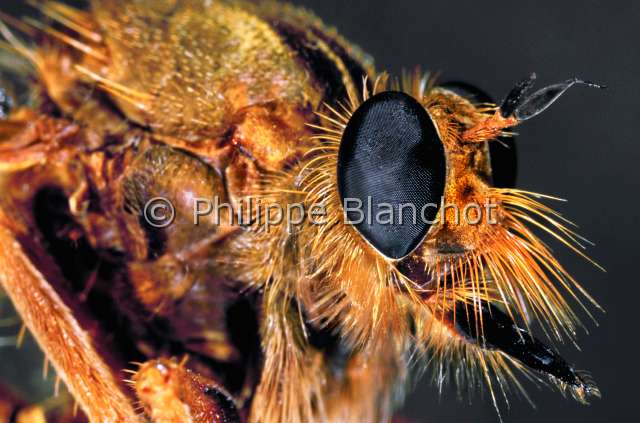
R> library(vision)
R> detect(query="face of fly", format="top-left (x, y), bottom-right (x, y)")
top-left (313, 72), bottom-right (605, 407)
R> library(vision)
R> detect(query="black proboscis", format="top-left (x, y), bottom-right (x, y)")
top-left (453, 300), bottom-right (598, 396)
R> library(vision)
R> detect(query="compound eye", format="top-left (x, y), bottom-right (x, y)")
top-left (337, 91), bottom-right (446, 259)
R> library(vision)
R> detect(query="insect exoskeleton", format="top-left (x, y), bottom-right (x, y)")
top-left (0, 1), bottom-right (604, 423)
top-left (289, 72), bottom-right (604, 415)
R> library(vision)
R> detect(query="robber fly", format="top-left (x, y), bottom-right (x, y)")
top-left (0, 1), bottom-right (604, 422)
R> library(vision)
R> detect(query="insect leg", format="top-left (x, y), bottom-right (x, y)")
top-left (0, 210), bottom-right (140, 422)
top-left (132, 358), bottom-right (240, 423)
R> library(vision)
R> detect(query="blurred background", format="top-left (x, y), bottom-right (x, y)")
top-left (1, 0), bottom-right (638, 422)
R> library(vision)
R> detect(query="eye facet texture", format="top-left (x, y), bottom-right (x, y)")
top-left (337, 91), bottom-right (446, 259)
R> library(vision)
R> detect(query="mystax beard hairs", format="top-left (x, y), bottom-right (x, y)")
top-left (0, 1), bottom-right (633, 423)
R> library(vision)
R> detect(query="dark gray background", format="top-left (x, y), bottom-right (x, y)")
top-left (1, 1), bottom-right (638, 422)
top-left (289, 0), bottom-right (637, 422)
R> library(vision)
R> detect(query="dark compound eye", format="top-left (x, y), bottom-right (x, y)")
top-left (337, 91), bottom-right (446, 259)
top-left (440, 81), bottom-right (518, 188)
